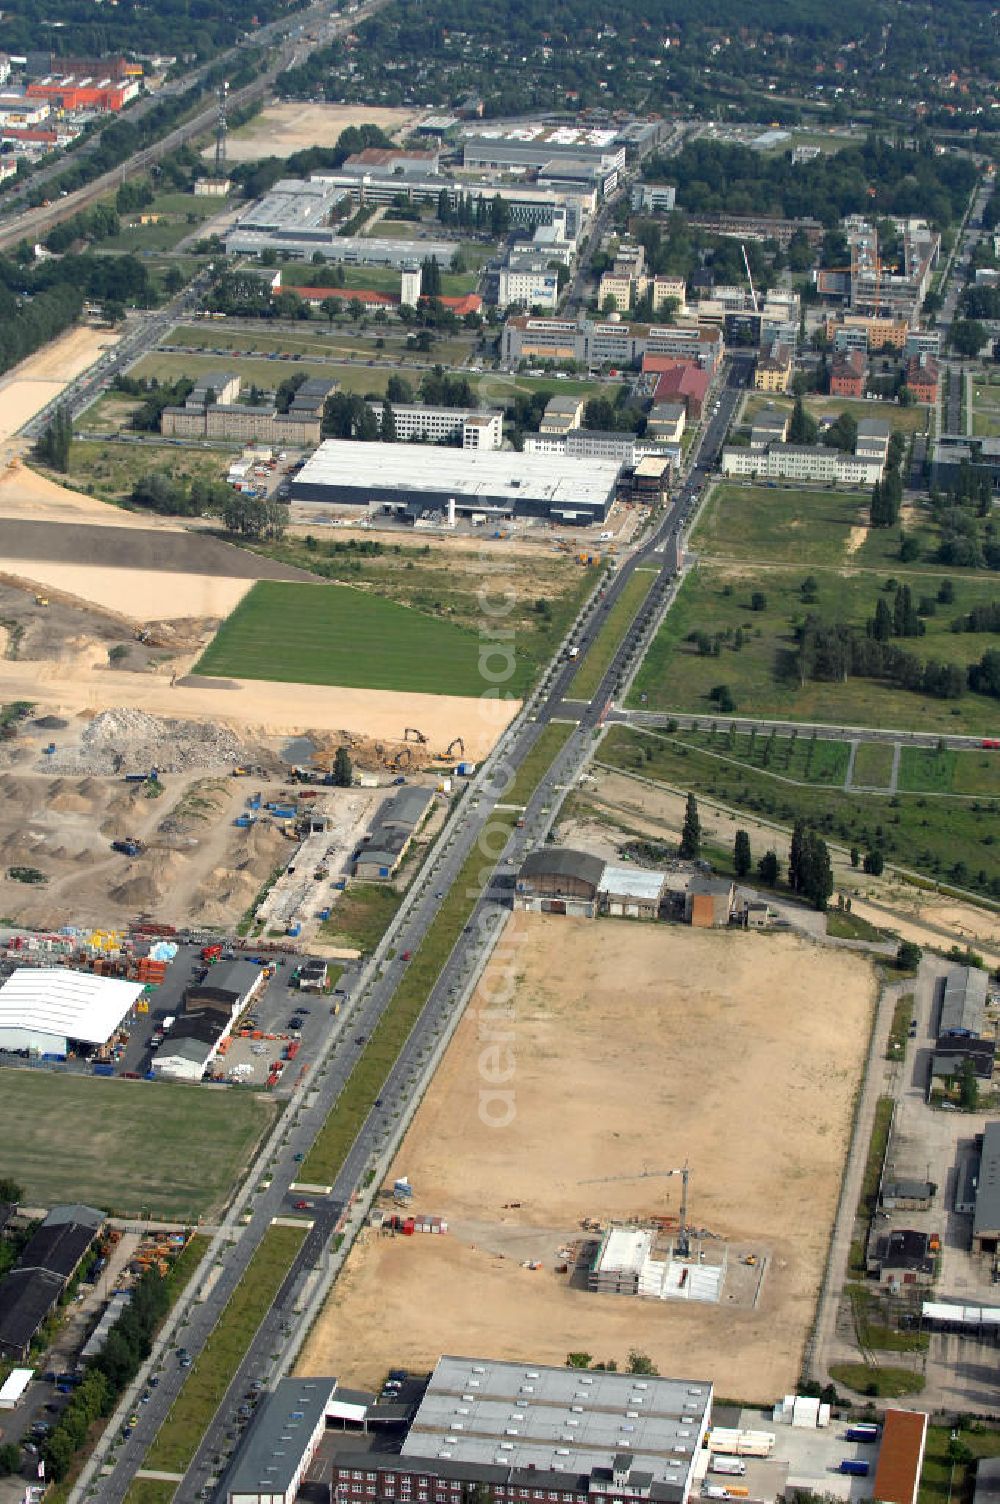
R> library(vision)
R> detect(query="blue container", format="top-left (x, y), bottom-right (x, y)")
top-left (840, 1461), bottom-right (870, 1477)
top-left (846, 1426), bottom-right (880, 1442)
top-left (92, 1062), bottom-right (115, 1076)
top-left (318, 907), bottom-right (331, 921)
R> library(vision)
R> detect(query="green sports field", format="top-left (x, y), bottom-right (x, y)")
top-left (195, 579), bottom-right (526, 695)
top-left (0, 1070), bottom-right (273, 1219)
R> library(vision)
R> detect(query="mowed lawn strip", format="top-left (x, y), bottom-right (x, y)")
top-left (569, 570), bottom-right (656, 701)
top-left (505, 722), bottom-right (574, 806)
top-left (0, 1071), bottom-right (273, 1219)
top-left (195, 580), bottom-right (505, 696)
top-left (122, 1481), bottom-right (178, 1504)
top-left (851, 740), bottom-right (895, 787)
top-left (144, 1223), bottom-right (306, 1474)
top-left (598, 725), bottom-right (1000, 897)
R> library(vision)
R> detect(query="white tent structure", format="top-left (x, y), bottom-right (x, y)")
top-left (0, 968), bottom-right (144, 1056)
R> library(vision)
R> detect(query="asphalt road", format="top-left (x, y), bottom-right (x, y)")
top-left (84, 368), bottom-right (747, 1504)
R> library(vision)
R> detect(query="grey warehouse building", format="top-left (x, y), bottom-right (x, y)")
top-left (291, 441), bottom-right (621, 525)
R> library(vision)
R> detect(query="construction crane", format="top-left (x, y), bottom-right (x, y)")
top-left (579, 1163), bottom-right (692, 1258)
top-left (741, 242), bottom-right (759, 314)
top-left (214, 81), bottom-right (229, 178)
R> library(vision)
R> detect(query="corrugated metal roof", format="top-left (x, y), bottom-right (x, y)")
top-left (0, 967), bottom-right (144, 1045)
top-left (519, 847), bottom-right (606, 889)
top-left (974, 1121), bottom-right (1000, 1236)
top-left (599, 866), bottom-right (665, 901)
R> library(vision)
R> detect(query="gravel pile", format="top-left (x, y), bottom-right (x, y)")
top-left (44, 708), bottom-right (254, 775)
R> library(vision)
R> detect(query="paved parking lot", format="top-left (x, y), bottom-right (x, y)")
top-left (735, 1408), bottom-right (880, 1502)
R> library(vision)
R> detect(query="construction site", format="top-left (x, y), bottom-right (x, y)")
top-left (298, 915), bottom-right (878, 1400)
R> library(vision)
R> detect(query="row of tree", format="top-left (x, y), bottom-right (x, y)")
top-left (796, 613), bottom-right (999, 701)
top-left (680, 794), bottom-right (833, 910)
top-left (41, 1264), bottom-right (173, 1480)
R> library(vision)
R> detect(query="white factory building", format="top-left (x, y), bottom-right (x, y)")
top-left (0, 968), bottom-right (144, 1058)
top-left (291, 440), bottom-right (621, 524)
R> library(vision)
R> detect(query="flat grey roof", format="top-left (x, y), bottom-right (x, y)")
top-left (940, 965), bottom-right (988, 1036)
top-left (294, 441), bottom-right (620, 509)
top-left (974, 1122), bottom-right (1000, 1238)
top-left (227, 1377), bottom-right (337, 1499)
top-left (402, 1356), bottom-right (711, 1486)
top-left (235, 178), bottom-right (346, 233)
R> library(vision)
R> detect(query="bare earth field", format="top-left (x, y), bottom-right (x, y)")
top-left (0, 326), bottom-right (120, 442)
top-left (298, 915), bottom-right (876, 1399)
top-left (0, 465), bottom-right (188, 528)
top-left (221, 102), bottom-right (418, 161)
top-left (7, 562), bottom-right (253, 621)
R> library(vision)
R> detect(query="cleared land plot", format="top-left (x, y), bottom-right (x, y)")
top-left (298, 917), bottom-right (875, 1400)
top-left (0, 1071), bottom-right (273, 1218)
top-left (195, 579), bottom-right (504, 696)
top-left (691, 483), bottom-right (954, 573)
top-left (144, 1222), bottom-right (306, 1476)
top-left (224, 102), bottom-right (418, 160)
top-left (63, 439), bottom-right (237, 505)
top-left (0, 518), bottom-right (314, 581)
top-left (851, 740), bottom-right (895, 787)
top-left (599, 726), bottom-right (1000, 897)
top-left (569, 570), bottom-right (654, 700)
top-left (0, 325), bottom-right (119, 442)
top-left (629, 563), bottom-right (1000, 736)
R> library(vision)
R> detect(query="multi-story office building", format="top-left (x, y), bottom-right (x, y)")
top-left (366, 403), bottom-right (502, 449)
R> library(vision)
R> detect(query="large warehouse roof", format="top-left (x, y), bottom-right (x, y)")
top-left (403, 1356), bottom-right (712, 1489)
top-left (293, 440), bottom-right (621, 510)
top-left (0, 968), bottom-right (144, 1045)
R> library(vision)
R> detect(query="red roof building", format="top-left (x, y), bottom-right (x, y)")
top-left (830, 349), bottom-right (867, 398)
top-left (652, 362), bottom-right (710, 418)
top-left (871, 1409), bottom-right (928, 1504)
top-left (290, 286), bottom-right (397, 311)
top-left (905, 352), bottom-right (939, 403)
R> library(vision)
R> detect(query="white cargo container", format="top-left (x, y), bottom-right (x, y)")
top-left (711, 1459), bottom-right (746, 1477)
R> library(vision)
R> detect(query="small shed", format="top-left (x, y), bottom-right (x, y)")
top-left (685, 878), bottom-right (735, 928)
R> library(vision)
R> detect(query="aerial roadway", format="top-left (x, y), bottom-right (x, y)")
top-left (85, 364), bottom-right (748, 1504)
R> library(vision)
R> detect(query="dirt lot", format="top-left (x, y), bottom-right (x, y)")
top-left (298, 915), bottom-right (876, 1399)
top-left (0, 464), bottom-right (189, 528)
top-left (0, 326), bottom-right (120, 443)
top-left (222, 102), bottom-right (419, 161)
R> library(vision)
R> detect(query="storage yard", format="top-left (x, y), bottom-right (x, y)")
top-left (298, 916), bottom-right (877, 1399)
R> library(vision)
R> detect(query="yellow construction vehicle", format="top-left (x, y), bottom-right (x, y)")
top-left (35, 595), bottom-right (49, 607)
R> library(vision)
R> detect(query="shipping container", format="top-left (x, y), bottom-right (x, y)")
top-left (711, 1460), bottom-right (746, 1477)
top-left (839, 1461), bottom-right (870, 1477)
top-left (845, 1426), bottom-right (880, 1442)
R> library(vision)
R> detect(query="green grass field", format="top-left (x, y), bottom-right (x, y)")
top-left (692, 484), bottom-right (930, 570)
top-left (897, 746), bottom-right (1000, 794)
top-left (505, 722), bottom-right (574, 805)
top-left (143, 1223), bottom-right (305, 1475)
top-left (321, 883), bottom-right (402, 952)
top-left (0, 1071), bottom-right (273, 1218)
top-left (196, 579), bottom-right (526, 696)
top-left (852, 740), bottom-right (895, 787)
top-left (570, 570), bottom-right (656, 700)
top-left (599, 725), bottom-right (1000, 898)
top-left (629, 563), bottom-right (1000, 736)
top-left (61, 440), bottom-right (227, 504)
top-left (670, 727), bottom-right (850, 785)
top-left (920, 1425), bottom-right (1000, 1504)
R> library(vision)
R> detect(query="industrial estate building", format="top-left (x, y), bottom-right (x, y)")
top-left (290, 442), bottom-right (622, 525)
top-left (353, 787), bottom-right (436, 880)
top-left (152, 959), bottom-right (267, 1082)
top-left (0, 1204), bottom-right (104, 1358)
top-left (515, 848), bottom-right (739, 927)
top-left (333, 1357), bottom-right (713, 1504)
top-left (226, 1377), bottom-right (354, 1504)
top-left (224, 180), bottom-right (456, 265)
top-left (970, 1122), bottom-right (1000, 1255)
top-left (0, 968), bottom-right (144, 1059)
